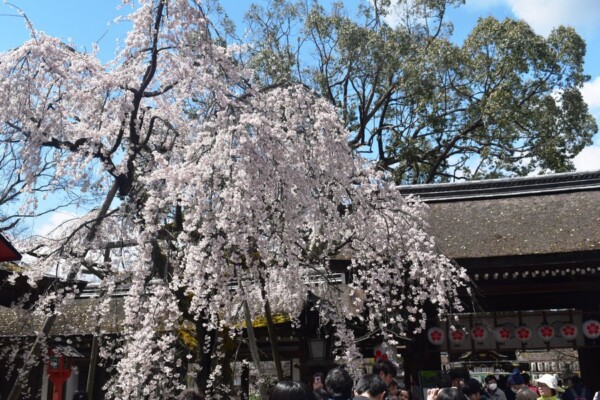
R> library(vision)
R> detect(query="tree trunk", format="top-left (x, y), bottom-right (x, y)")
top-left (195, 316), bottom-right (217, 392)
top-left (259, 272), bottom-right (284, 381)
top-left (86, 334), bottom-right (100, 400)
top-left (243, 299), bottom-right (268, 399)
top-left (264, 299), bottom-right (284, 381)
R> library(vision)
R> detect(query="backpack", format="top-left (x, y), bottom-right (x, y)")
top-left (570, 388), bottom-right (588, 400)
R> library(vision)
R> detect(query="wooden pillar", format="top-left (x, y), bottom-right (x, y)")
top-left (403, 330), bottom-right (441, 389)
top-left (240, 361), bottom-right (250, 400)
top-left (578, 347), bottom-right (600, 393)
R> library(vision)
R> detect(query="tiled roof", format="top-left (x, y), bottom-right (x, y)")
top-left (0, 297), bottom-right (125, 336)
top-left (400, 171), bottom-right (600, 259)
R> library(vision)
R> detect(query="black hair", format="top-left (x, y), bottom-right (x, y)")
top-left (484, 375), bottom-right (497, 384)
top-left (521, 373), bottom-right (531, 384)
top-left (325, 367), bottom-right (354, 399)
top-left (437, 373), bottom-right (453, 388)
top-left (269, 381), bottom-right (316, 400)
top-left (438, 387), bottom-right (466, 400)
top-left (373, 359), bottom-right (398, 378)
top-left (355, 374), bottom-right (388, 397)
top-left (462, 379), bottom-right (483, 397)
top-left (448, 367), bottom-right (470, 381)
top-left (570, 375), bottom-right (582, 385)
top-left (177, 389), bottom-right (204, 400)
top-left (313, 388), bottom-right (329, 400)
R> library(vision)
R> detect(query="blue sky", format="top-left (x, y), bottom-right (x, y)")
top-left (1, 0), bottom-right (600, 234)
top-left (1, 0), bottom-right (598, 167)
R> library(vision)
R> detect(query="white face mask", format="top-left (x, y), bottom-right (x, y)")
top-left (511, 388), bottom-right (519, 394)
top-left (488, 383), bottom-right (498, 391)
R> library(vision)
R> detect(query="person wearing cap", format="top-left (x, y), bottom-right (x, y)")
top-left (536, 374), bottom-right (565, 400)
top-left (485, 375), bottom-right (507, 400)
top-left (506, 369), bottom-right (537, 400)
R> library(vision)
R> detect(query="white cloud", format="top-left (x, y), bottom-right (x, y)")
top-left (35, 211), bottom-right (80, 237)
top-left (574, 145), bottom-right (600, 172)
top-left (506, 0), bottom-right (600, 36)
top-left (582, 76), bottom-right (600, 111)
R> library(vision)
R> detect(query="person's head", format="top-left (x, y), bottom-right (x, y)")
top-left (536, 374), bottom-right (562, 398)
top-left (354, 374), bottom-right (388, 400)
top-left (462, 378), bottom-right (483, 400)
top-left (269, 381), bottom-right (316, 400)
top-left (373, 359), bottom-right (398, 385)
top-left (485, 375), bottom-right (498, 392)
top-left (448, 367), bottom-right (470, 388)
top-left (569, 375), bottom-right (582, 387)
top-left (326, 367), bottom-right (354, 399)
top-left (437, 373), bottom-right (453, 388)
top-left (521, 373), bottom-right (532, 385)
top-left (507, 369), bottom-right (525, 393)
top-left (313, 372), bottom-right (325, 390)
top-left (438, 387), bottom-right (467, 400)
top-left (177, 389), bottom-right (204, 400)
top-left (313, 387), bottom-right (329, 400)
top-left (388, 380), bottom-right (399, 396)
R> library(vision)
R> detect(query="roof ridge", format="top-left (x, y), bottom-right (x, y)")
top-left (397, 170), bottom-right (600, 202)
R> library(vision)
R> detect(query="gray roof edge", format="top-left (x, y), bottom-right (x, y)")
top-left (397, 170), bottom-right (600, 201)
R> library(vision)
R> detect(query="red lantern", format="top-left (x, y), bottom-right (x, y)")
top-left (449, 327), bottom-right (467, 345)
top-left (560, 323), bottom-right (578, 341)
top-left (427, 327), bottom-right (445, 346)
top-left (493, 326), bottom-right (511, 343)
top-left (582, 319), bottom-right (600, 339)
top-left (471, 324), bottom-right (488, 343)
top-left (537, 324), bottom-right (555, 342)
top-left (47, 349), bottom-right (72, 400)
top-left (515, 325), bottom-right (532, 343)
top-left (374, 350), bottom-right (388, 361)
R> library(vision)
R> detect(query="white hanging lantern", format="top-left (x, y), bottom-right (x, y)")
top-left (515, 325), bottom-right (532, 343)
top-left (537, 324), bottom-right (555, 342)
top-left (471, 324), bottom-right (488, 343)
top-left (559, 323), bottom-right (578, 341)
top-left (493, 326), bottom-right (511, 343)
top-left (582, 320), bottom-right (600, 339)
top-left (448, 327), bottom-right (467, 345)
top-left (427, 327), bottom-right (445, 345)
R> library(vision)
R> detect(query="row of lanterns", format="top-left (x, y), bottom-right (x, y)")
top-left (427, 319), bottom-right (600, 346)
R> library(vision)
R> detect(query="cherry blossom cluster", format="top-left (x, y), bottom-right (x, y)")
top-left (0, 0), bottom-right (467, 398)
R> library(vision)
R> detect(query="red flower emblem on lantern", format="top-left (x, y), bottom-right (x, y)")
top-left (471, 324), bottom-right (487, 342)
top-left (449, 328), bottom-right (466, 344)
top-left (537, 324), bottom-right (555, 341)
top-left (427, 327), bottom-right (445, 345)
top-left (582, 320), bottom-right (600, 339)
top-left (516, 325), bottom-right (532, 343)
top-left (493, 326), bottom-right (511, 343)
top-left (560, 323), bottom-right (578, 341)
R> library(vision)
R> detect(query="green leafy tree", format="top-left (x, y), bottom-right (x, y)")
top-left (241, 0), bottom-right (597, 183)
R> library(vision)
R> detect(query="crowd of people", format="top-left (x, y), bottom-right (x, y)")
top-left (171, 363), bottom-right (597, 400)
top-left (428, 369), bottom-right (597, 400)
top-left (267, 364), bottom-right (598, 400)
top-left (271, 359), bottom-right (407, 400)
